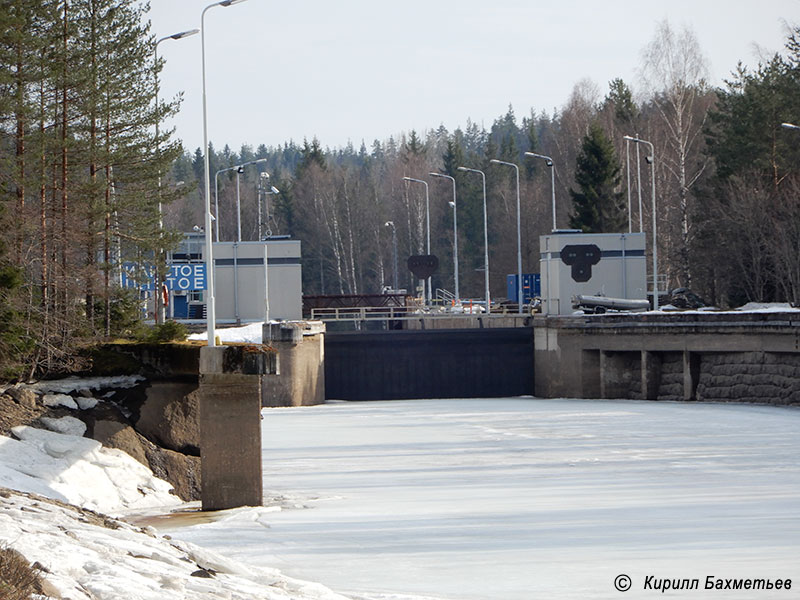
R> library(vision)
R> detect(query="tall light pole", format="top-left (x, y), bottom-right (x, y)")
top-left (525, 152), bottom-right (556, 231)
top-left (237, 158), bottom-right (267, 242)
top-left (458, 166), bottom-right (490, 312)
top-left (153, 28), bottom-right (199, 324)
top-left (201, 0), bottom-right (248, 347)
top-left (490, 159), bottom-right (523, 313)
top-left (384, 221), bottom-right (398, 292)
top-left (214, 158), bottom-right (267, 242)
top-left (625, 138), bottom-right (632, 233)
top-left (429, 172), bottom-right (459, 303)
top-left (258, 173), bottom-right (280, 240)
top-left (402, 177), bottom-right (431, 305)
top-left (624, 135), bottom-right (659, 310)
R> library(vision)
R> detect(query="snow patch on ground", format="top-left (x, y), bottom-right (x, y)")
top-left (0, 426), bottom-right (180, 516)
top-left (42, 393), bottom-right (78, 409)
top-left (0, 489), bottom-right (350, 600)
top-left (40, 415), bottom-right (87, 436)
top-left (28, 375), bottom-right (145, 395)
top-left (188, 322), bottom-right (265, 344)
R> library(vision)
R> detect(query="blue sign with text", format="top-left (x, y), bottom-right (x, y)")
top-left (121, 263), bottom-right (207, 291)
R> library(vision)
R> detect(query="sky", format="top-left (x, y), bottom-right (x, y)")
top-left (145, 1), bottom-right (800, 154)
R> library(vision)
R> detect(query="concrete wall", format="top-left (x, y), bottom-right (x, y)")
top-left (261, 321), bottom-right (326, 407)
top-left (533, 312), bottom-right (800, 404)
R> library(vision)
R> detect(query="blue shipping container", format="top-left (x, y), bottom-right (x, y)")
top-left (506, 273), bottom-right (541, 304)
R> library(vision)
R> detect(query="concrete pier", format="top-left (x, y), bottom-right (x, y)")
top-left (198, 345), bottom-right (277, 511)
top-left (262, 321), bottom-right (325, 407)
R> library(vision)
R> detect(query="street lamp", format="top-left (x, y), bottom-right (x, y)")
top-left (384, 221), bottom-right (398, 292)
top-left (625, 138), bottom-right (632, 233)
top-left (153, 27), bottom-right (199, 324)
top-left (201, 0), bottom-right (249, 347)
top-left (782, 122), bottom-right (800, 131)
top-left (258, 173), bottom-right (280, 240)
top-left (490, 159), bottom-right (523, 313)
top-left (524, 152), bottom-right (556, 232)
top-left (213, 158), bottom-right (267, 242)
top-left (402, 177), bottom-right (431, 305)
top-left (457, 166), bottom-right (491, 312)
top-left (429, 172), bottom-right (459, 303)
top-left (624, 135), bottom-right (659, 310)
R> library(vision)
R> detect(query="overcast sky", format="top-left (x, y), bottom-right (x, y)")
top-left (146, 1), bottom-right (799, 153)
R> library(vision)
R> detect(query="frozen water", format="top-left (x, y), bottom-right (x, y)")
top-left (173, 398), bottom-right (800, 599)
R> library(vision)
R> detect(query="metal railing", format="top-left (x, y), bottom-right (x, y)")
top-left (310, 302), bottom-right (527, 322)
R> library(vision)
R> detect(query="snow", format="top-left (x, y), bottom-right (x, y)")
top-left (173, 399), bottom-right (800, 600)
top-left (1, 426), bottom-right (179, 515)
top-left (0, 490), bottom-right (349, 600)
top-left (28, 374), bottom-right (145, 394)
top-left (1, 374), bottom-right (799, 599)
top-left (42, 393), bottom-right (79, 409)
top-left (40, 415), bottom-right (87, 436)
top-left (0, 423), bottom-right (350, 600)
top-left (188, 322), bottom-right (265, 344)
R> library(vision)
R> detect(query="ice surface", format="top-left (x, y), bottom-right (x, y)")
top-left (172, 398), bottom-right (800, 600)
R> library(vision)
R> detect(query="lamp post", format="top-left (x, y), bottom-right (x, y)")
top-left (457, 166), bottom-right (490, 312)
top-left (429, 172), bottom-right (459, 303)
top-left (258, 173), bottom-right (280, 240)
top-left (201, 0), bottom-right (249, 347)
top-left (153, 28), bottom-right (198, 324)
top-left (490, 159), bottom-right (523, 313)
top-left (213, 157), bottom-right (267, 242)
top-left (524, 152), bottom-right (556, 231)
top-left (625, 138), bottom-right (632, 233)
top-left (384, 221), bottom-right (398, 292)
top-left (402, 177), bottom-right (431, 305)
top-left (624, 135), bottom-right (659, 310)
top-left (235, 158), bottom-right (268, 242)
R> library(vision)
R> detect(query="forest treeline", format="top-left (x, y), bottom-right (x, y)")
top-left (0, 0), bottom-right (182, 377)
top-left (1, 2), bottom-right (799, 379)
top-left (171, 23), bottom-right (800, 309)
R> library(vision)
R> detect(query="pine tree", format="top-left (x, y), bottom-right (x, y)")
top-left (569, 122), bottom-right (626, 233)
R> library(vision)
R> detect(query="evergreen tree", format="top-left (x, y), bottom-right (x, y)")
top-left (604, 78), bottom-right (638, 123)
top-left (568, 122), bottom-right (626, 232)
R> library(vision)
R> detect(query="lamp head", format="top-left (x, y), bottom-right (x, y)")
top-left (270, 186), bottom-right (280, 194)
top-left (545, 159), bottom-right (553, 167)
top-left (220, 0), bottom-right (248, 6)
top-left (457, 167), bottom-right (468, 172)
top-left (645, 156), bottom-right (654, 165)
top-left (237, 166), bottom-right (244, 174)
top-left (171, 28), bottom-right (199, 40)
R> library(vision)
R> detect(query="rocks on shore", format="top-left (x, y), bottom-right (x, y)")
top-left (0, 376), bottom-right (201, 502)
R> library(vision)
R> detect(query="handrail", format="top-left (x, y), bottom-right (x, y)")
top-left (310, 304), bottom-right (526, 322)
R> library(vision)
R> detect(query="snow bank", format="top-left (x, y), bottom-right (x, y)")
top-left (0, 426), bottom-right (180, 516)
top-left (188, 322), bottom-right (265, 344)
top-left (0, 489), bottom-right (350, 600)
top-left (28, 374), bottom-right (145, 395)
